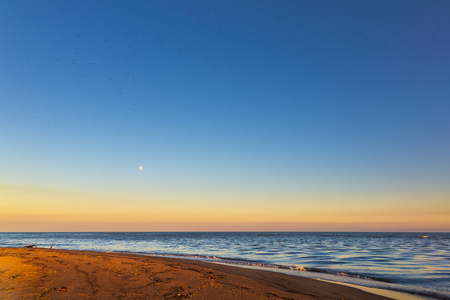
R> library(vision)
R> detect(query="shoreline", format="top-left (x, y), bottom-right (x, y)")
top-left (208, 263), bottom-right (433, 300)
top-left (143, 255), bottom-right (433, 300)
top-left (1, 247), bottom-right (394, 299)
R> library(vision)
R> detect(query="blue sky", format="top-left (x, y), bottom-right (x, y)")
top-left (1, 0), bottom-right (449, 231)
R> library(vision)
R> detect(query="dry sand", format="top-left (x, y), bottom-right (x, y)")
top-left (0, 247), bottom-right (392, 299)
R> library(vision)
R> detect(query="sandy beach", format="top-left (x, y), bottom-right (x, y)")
top-left (0, 247), bottom-right (393, 299)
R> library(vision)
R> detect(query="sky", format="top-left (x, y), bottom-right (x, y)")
top-left (1, 0), bottom-right (449, 232)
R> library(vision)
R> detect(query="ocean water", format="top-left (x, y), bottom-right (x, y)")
top-left (1, 232), bottom-right (448, 299)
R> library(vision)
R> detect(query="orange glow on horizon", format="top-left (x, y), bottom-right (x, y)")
top-left (1, 183), bottom-right (449, 232)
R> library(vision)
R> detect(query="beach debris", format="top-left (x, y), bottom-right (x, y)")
top-left (42, 287), bottom-right (70, 295)
top-left (176, 292), bottom-right (193, 298)
top-left (20, 241), bottom-right (54, 248)
top-left (20, 241), bottom-right (37, 248)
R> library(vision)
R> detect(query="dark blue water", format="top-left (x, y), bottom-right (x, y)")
top-left (1, 232), bottom-right (448, 299)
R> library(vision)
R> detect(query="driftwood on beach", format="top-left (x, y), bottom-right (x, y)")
top-left (20, 241), bottom-right (37, 248)
top-left (20, 241), bottom-right (53, 249)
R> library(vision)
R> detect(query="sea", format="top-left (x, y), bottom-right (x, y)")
top-left (1, 232), bottom-right (449, 299)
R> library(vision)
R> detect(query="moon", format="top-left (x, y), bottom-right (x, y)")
top-left (138, 166), bottom-right (143, 171)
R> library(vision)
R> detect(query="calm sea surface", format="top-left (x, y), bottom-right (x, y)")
top-left (1, 232), bottom-right (448, 299)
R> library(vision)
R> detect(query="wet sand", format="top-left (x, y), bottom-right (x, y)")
top-left (0, 247), bottom-right (392, 299)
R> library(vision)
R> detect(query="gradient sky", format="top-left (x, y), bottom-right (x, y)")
top-left (1, 0), bottom-right (449, 232)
